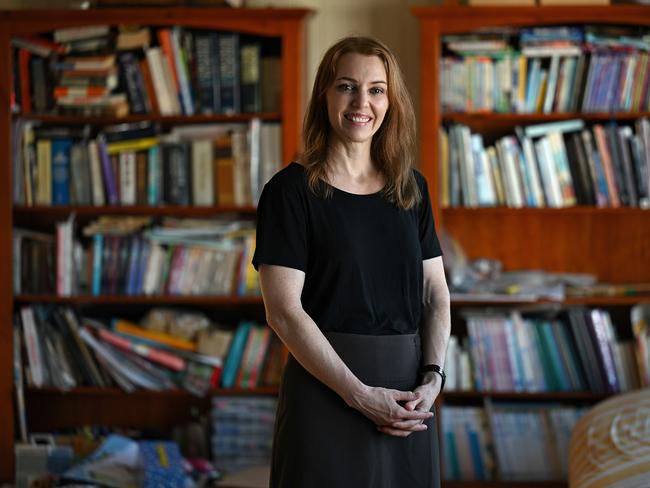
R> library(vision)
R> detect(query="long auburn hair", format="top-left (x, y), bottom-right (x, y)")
top-left (300, 36), bottom-right (421, 210)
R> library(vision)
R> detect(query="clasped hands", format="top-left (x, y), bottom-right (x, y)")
top-left (348, 382), bottom-right (441, 438)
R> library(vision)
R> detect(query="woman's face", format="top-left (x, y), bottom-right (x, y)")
top-left (326, 52), bottom-right (389, 147)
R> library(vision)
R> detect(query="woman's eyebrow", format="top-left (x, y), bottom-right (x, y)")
top-left (335, 76), bottom-right (387, 84)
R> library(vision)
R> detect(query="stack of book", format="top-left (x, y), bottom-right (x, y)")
top-left (13, 120), bottom-right (282, 208)
top-left (11, 24), bottom-right (281, 116)
top-left (440, 118), bottom-right (650, 208)
top-left (15, 304), bottom-right (286, 395)
top-left (441, 403), bottom-right (588, 481)
top-left (13, 216), bottom-right (262, 298)
top-left (444, 307), bottom-right (642, 394)
top-left (15, 304), bottom-right (234, 395)
top-left (441, 25), bottom-right (649, 114)
top-left (211, 396), bottom-right (277, 473)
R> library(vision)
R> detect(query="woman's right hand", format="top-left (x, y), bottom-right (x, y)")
top-left (346, 384), bottom-right (433, 437)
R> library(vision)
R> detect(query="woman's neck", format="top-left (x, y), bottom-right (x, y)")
top-left (325, 142), bottom-right (385, 193)
top-left (326, 140), bottom-right (374, 179)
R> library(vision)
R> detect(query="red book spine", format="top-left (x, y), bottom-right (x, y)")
top-left (97, 327), bottom-right (186, 371)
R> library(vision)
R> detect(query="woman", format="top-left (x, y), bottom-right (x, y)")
top-left (252, 36), bottom-right (450, 488)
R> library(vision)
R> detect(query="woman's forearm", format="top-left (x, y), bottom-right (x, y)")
top-left (267, 306), bottom-right (367, 406)
top-left (420, 290), bottom-right (451, 386)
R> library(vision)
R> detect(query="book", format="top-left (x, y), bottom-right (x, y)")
top-left (139, 440), bottom-right (186, 488)
top-left (221, 321), bottom-right (252, 388)
top-left (112, 318), bottom-right (197, 352)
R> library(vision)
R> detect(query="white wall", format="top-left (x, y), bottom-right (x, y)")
top-left (248, 0), bottom-right (426, 129)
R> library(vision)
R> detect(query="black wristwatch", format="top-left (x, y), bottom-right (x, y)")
top-left (419, 364), bottom-right (446, 391)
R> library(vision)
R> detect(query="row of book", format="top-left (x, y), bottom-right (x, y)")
top-left (14, 304), bottom-right (286, 395)
top-left (14, 216), bottom-right (261, 297)
top-left (442, 404), bottom-right (587, 481)
top-left (441, 25), bottom-right (650, 114)
top-left (12, 24), bottom-right (281, 116)
top-left (211, 397), bottom-right (276, 472)
top-left (440, 119), bottom-right (650, 208)
top-left (444, 305), bottom-right (650, 394)
top-left (13, 120), bottom-right (282, 208)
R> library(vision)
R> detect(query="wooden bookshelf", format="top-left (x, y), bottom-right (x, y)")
top-left (443, 482), bottom-right (566, 488)
top-left (0, 7), bottom-right (311, 482)
top-left (413, 5), bottom-right (650, 486)
top-left (14, 112), bottom-right (282, 124)
top-left (14, 294), bottom-right (265, 306)
top-left (25, 386), bottom-right (278, 431)
top-left (442, 390), bottom-right (609, 402)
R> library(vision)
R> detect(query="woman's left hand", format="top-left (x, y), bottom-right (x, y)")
top-left (376, 378), bottom-right (441, 437)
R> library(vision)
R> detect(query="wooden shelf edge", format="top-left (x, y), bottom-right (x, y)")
top-left (442, 481), bottom-right (566, 488)
top-left (14, 294), bottom-right (264, 305)
top-left (13, 204), bottom-right (258, 216)
top-left (412, 3), bottom-right (650, 17)
top-left (1, 8), bottom-right (314, 21)
top-left (443, 390), bottom-right (609, 401)
top-left (443, 111), bottom-right (650, 123)
top-left (441, 206), bottom-right (650, 215)
top-left (451, 296), bottom-right (650, 306)
top-left (13, 112), bottom-right (281, 124)
top-left (24, 386), bottom-right (279, 396)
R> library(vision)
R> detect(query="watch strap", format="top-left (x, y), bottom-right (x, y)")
top-left (419, 364), bottom-right (446, 391)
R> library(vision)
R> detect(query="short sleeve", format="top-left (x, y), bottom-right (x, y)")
top-left (417, 174), bottom-right (443, 260)
top-left (252, 178), bottom-right (308, 272)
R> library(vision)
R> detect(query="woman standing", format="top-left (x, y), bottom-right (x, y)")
top-left (252, 36), bottom-right (450, 488)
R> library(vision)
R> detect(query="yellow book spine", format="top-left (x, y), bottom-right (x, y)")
top-left (518, 56), bottom-right (527, 113)
top-left (113, 319), bottom-right (197, 351)
top-left (106, 137), bottom-right (159, 155)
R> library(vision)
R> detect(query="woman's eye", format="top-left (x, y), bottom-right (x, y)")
top-left (370, 87), bottom-right (385, 95)
top-left (337, 84), bottom-right (355, 92)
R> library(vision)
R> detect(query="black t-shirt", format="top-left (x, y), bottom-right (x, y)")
top-left (252, 162), bottom-right (442, 335)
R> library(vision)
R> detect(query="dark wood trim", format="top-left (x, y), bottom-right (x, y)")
top-left (14, 294), bottom-right (264, 305)
top-left (0, 23), bottom-right (14, 484)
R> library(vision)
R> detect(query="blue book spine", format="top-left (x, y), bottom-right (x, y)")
top-left (134, 240), bottom-right (150, 295)
top-left (446, 430), bottom-right (461, 480)
top-left (541, 321), bottom-right (570, 391)
top-left (97, 135), bottom-right (119, 205)
top-left (147, 145), bottom-right (159, 206)
top-left (125, 237), bottom-right (140, 296)
top-left (221, 322), bottom-right (251, 388)
top-left (51, 138), bottom-right (72, 205)
top-left (92, 234), bottom-right (104, 296)
top-left (467, 429), bottom-right (486, 480)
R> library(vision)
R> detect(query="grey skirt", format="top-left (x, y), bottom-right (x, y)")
top-left (270, 332), bottom-right (441, 488)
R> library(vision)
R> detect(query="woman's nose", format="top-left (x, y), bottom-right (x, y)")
top-left (352, 91), bottom-right (369, 107)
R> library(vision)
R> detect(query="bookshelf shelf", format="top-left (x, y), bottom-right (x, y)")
top-left (442, 207), bottom-right (650, 216)
top-left (14, 112), bottom-right (282, 125)
top-left (24, 386), bottom-right (279, 432)
top-left (14, 204), bottom-right (258, 217)
top-left (443, 112), bottom-right (650, 136)
top-left (14, 294), bottom-right (264, 306)
top-left (443, 112), bottom-right (650, 124)
top-left (1, 7), bottom-right (311, 481)
top-left (442, 391), bottom-right (609, 402)
top-left (411, 5), bottom-right (650, 32)
top-left (26, 386), bottom-right (279, 396)
top-left (451, 295), bottom-right (650, 306)
top-left (443, 481), bottom-right (566, 488)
